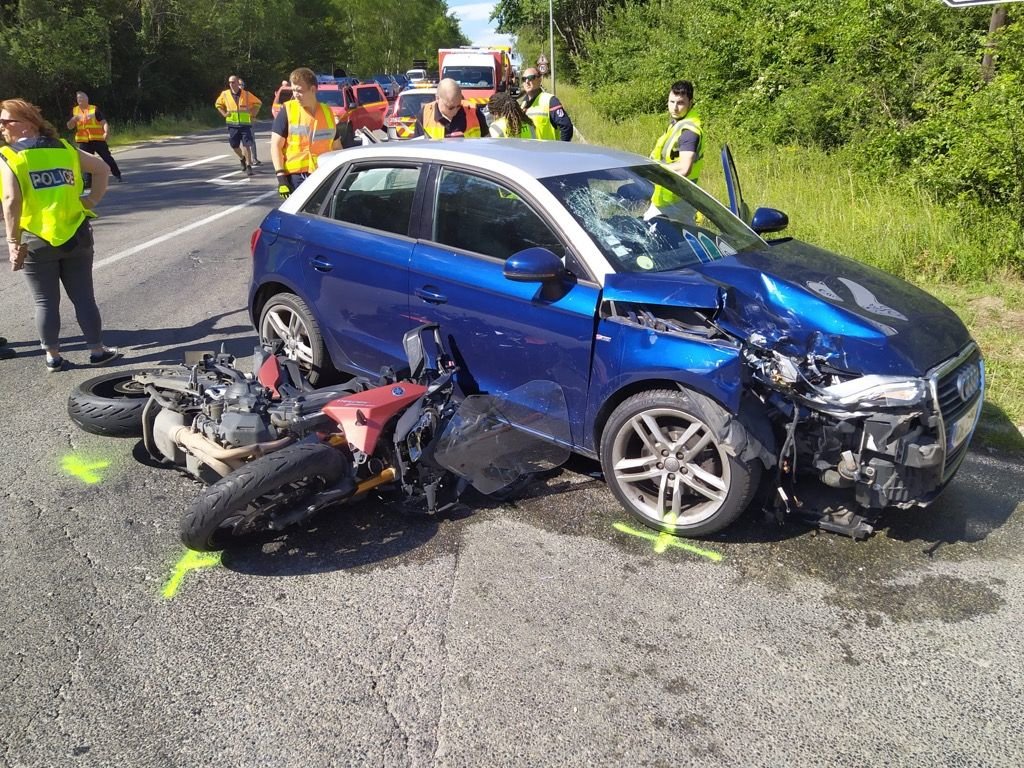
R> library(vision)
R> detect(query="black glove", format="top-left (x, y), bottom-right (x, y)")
top-left (276, 173), bottom-right (291, 199)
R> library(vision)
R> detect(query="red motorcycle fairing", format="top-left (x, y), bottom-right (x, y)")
top-left (257, 355), bottom-right (285, 398)
top-left (322, 382), bottom-right (429, 454)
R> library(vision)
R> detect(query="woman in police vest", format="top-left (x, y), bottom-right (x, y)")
top-left (1, 99), bottom-right (119, 372)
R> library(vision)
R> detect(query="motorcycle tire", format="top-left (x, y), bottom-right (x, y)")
top-left (68, 369), bottom-right (155, 437)
top-left (180, 443), bottom-right (348, 551)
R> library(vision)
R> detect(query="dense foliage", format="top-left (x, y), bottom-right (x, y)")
top-left (0, 0), bottom-right (467, 121)
top-left (498, 0), bottom-right (1022, 270)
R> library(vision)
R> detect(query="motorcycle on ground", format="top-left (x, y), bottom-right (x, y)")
top-left (68, 325), bottom-right (569, 551)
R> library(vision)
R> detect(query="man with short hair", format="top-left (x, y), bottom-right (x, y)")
top-left (66, 92), bottom-right (122, 182)
top-left (215, 75), bottom-right (261, 176)
top-left (651, 80), bottom-right (703, 184)
top-left (270, 67), bottom-right (349, 198)
top-left (413, 79), bottom-right (488, 139)
top-left (518, 68), bottom-right (573, 141)
top-left (238, 79), bottom-right (262, 166)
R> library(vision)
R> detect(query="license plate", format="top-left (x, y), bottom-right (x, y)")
top-left (948, 398), bottom-right (982, 452)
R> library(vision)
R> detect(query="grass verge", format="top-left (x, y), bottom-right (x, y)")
top-left (107, 108), bottom-right (225, 148)
top-left (559, 83), bottom-right (1024, 453)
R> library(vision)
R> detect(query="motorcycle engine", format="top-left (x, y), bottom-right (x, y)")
top-left (194, 381), bottom-right (278, 447)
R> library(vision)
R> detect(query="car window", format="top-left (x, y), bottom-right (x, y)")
top-left (356, 87), bottom-right (384, 105)
top-left (325, 165), bottom-right (420, 236)
top-left (317, 89), bottom-right (343, 107)
top-left (396, 93), bottom-right (433, 117)
top-left (541, 165), bottom-right (764, 273)
top-left (441, 68), bottom-right (494, 89)
top-left (432, 169), bottom-right (565, 261)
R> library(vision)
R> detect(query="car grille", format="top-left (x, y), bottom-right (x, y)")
top-left (929, 344), bottom-right (983, 480)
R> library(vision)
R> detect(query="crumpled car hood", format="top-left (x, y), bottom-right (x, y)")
top-left (602, 239), bottom-right (970, 376)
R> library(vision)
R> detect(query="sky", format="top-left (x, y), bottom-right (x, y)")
top-left (448, 0), bottom-right (513, 48)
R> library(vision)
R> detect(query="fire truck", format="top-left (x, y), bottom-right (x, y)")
top-left (437, 47), bottom-right (515, 107)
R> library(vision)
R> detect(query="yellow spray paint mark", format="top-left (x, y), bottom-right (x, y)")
top-left (162, 549), bottom-right (222, 599)
top-left (613, 522), bottom-right (723, 562)
top-left (61, 455), bottom-right (111, 485)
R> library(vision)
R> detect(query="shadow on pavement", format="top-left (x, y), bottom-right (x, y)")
top-left (100, 310), bottom-right (255, 364)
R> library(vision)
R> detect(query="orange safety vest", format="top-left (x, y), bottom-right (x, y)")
top-left (72, 105), bottom-right (105, 142)
top-left (422, 102), bottom-right (481, 139)
top-left (282, 99), bottom-right (337, 175)
top-left (216, 88), bottom-right (261, 126)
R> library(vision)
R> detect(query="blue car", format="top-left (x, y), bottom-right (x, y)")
top-left (249, 141), bottom-right (984, 538)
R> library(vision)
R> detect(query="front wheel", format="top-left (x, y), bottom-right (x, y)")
top-left (258, 293), bottom-right (335, 385)
top-left (68, 370), bottom-right (154, 437)
top-left (180, 443), bottom-right (348, 551)
top-left (600, 389), bottom-right (761, 537)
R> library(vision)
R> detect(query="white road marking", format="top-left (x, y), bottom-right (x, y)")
top-left (94, 190), bottom-right (278, 271)
top-left (176, 154), bottom-right (229, 169)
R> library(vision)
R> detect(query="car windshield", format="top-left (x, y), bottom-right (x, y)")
top-left (396, 92), bottom-right (434, 117)
top-left (317, 90), bottom-right (343, 107)
top-left (541, 165), bottom-right (765, 273)
top-left (442, 67), bottom-right (494, 89)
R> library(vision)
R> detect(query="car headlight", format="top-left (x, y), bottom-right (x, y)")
top-left (820, 375), bottom-right (928, 409)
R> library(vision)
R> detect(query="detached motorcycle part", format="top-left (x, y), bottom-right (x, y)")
top-left (600, 389), bottom-right (761, 537)
top-left (180, 443), bottom-right (350, 551)
top-left (68, 370), bottom-right (155, 437)
top-left (258, 293), bottom-right (336, 386)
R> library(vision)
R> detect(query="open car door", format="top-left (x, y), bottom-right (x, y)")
top-left (721, 145), bottom-right (751, 224)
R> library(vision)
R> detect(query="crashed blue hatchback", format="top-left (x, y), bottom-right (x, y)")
top-left (250, 140), bottom-right (984, 538)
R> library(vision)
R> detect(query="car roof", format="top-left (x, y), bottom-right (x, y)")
top-left (318, 140), bottom-right (653, 180)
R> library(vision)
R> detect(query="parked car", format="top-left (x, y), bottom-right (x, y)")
top-left (369, 74), bottom-right (400, 100)
top-left (393, 73), bottom-right (410, 91)
top-left (270, 83), bottom-right (293, 118)
top-left (384, 87), bottom-right (436, 139)
top-left (314, 83), bottom-right (388, 132)
top-left (249, 141), bottom-right (984, 539)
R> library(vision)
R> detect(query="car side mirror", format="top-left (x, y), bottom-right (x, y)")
top-left (504, 247), bottom-right (565, 283)
top-left (750, 207), bottom-right (788, 234)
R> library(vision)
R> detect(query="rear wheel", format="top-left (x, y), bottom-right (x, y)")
top-left (600, 389), bottom-right (760, 537)
top-left (258, 293), bottom-right (335, 385)
top-left (68, 370), bottom-right (154, 437)
top-left (180, 443), bottom-right (347, 551)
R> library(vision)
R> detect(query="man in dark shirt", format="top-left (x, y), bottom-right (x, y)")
top-left (413, 79), bottom-right (488, 139)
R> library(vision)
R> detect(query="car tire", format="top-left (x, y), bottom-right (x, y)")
top-left (180, 443), bottom-right (348, 551)
top-left (258, 293), bottom-right (336, 385)
top-left (600, 389), bottom-right (760, 537)
top-left (67, 370), bottom-right (153, 437)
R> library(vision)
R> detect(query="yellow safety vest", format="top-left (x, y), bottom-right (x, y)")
top-left (422, 103), bottom-right (482, 139)
top-left (489, 118), bottom-right (536, 139)
top-left (650, 108), bottom-right (703, 207)
top-left (72, 105), bottom-right (105, 142)
top-left (283, 99), bottom-right (337, 175)
top-left (0, 139), bottom-right (93, 246)
top-left (216, 88), bottom-right (260, 126)
top-left (519, 91), bottom-right (558, 141)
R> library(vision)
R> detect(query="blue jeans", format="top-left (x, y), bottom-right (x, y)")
top-left (21, 223), bottom-right (103, 350)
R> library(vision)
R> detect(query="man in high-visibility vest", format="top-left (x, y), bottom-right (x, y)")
top-left (270, 67), bottom-right (345, 198)
top-left (518, 68), bottom-right (573, 141)
top-left (215, 74), bottom-right (262, 177)
top-left (413, 79), bottom-right (488, 139)
top-left (650, 80), bottom-right (703, 184)
top-left (66, 91), bottom-right (122, 183)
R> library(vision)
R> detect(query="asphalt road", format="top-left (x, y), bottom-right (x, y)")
top-left (1, 128), bottom-right (1022, 767)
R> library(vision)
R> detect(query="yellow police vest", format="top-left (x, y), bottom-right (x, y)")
top-left (72, 105), bottom-right (105, 142)
top-left (519, 91), bottom-right (558, 141)
top-left (216, 88), bottom-right (259, 126)
top-left (489, 118), bottom-right (536, 139)
top-left (283, 100), bottom-right (337, 175)
top-left (0, 139), bottom-right (93, 246)
top-left (422, 103), bottom-right (482, 139)
top-left (650, 108), bottom-right (703, 207)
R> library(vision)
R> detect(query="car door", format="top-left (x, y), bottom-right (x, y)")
top-left (296, 162), bottom-right (425, 375)
top-left (721, 145), bottom-right (751, 224)
top-left (410, 165), bottom-right (601, 447)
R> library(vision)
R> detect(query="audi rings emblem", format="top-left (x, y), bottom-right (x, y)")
top-left (956, 365), bottom-right (980, 402)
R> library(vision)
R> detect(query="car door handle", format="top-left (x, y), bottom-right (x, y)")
top-left (310, 256), bottom-right (333, 273)
top-left (415, 286), bottom-right (448, 304)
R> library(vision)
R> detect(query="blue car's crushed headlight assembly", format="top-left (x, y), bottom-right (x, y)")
top-left (817, 375), bottom-right (928, 410)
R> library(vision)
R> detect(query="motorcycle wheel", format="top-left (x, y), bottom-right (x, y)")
top-left (258, 293), bottom-right (336, 386)
top-left (180, 443), bottom-right (348, 551)
top-left (68, 369), bottom-right (155, 437)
